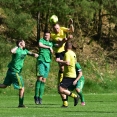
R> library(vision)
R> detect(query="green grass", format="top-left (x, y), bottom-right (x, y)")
top-left (0, 93), bottom-right (117, 117)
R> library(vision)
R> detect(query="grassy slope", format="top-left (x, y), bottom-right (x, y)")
top-left (0, 37), bottom-right (117, 95)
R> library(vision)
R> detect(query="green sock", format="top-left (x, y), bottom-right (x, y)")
top-left (39, 82), bottom-right (45, 99)
top-left (19, 96), bottom-right (24, 105)
top-left (35, 80), bottom-right (41, 97)
top-left (78, 91), bottom-right (85, 102)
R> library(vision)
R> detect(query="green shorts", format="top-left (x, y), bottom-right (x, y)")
top-left (68, 78), bottom-right (85, 91)
top-left (76, 79), bottom-right (85, 91)
top-left (37, 60), bottom-right (50, 78)
top-left (3, 69), bottom-right (24, 89)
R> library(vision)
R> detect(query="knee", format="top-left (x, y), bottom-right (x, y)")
top-left (76, 88), bottom-right (80, 93)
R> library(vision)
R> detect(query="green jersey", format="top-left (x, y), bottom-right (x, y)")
top-left (38, 38), bottom-right (53, 62)
top-left (75, 62), bottom-right (84, 80)
top-left (8, 47), bottom-right (29, 73)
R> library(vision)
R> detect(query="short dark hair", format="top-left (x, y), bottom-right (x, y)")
top-left (65, 42), bottom-right (73, 49)
top-left (16, 39), bottom-right (23, 47)
top-left (44, 30), bottom-right (50, 34)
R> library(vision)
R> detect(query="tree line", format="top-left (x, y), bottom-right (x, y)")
top-left (0, 0), bottom-right (117, 46)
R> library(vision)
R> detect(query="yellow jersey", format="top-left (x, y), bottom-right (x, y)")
top-left (63, 50), bottom-right (76, 78)
top-left (51, 27), bottom-right (69, 53)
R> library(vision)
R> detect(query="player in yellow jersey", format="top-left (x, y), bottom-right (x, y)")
top-left (51, 19), bottom-right (74, 107)
top-left (57, 42), bottom-right (79, 107)
top-left (51, 19), bottom-right (74, 83)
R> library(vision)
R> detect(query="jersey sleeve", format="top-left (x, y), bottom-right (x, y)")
top-left (75, 62), bottom-right (82, 72)
top-left (39, 38), bottom-right (43, 43)
top-left (64, 52), bottom-right (70, 62)
top-left (61, 27), bottom-right (69, 32)
top-left (25, 49), bottom-right (30, 54)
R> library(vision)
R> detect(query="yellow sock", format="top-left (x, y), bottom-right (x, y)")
top-left (59, 73), bottom-right (63, 82)
top-left (58, 72), bottom-right (63, 82)
top-left (63, 101), bottom-right (68, 106)
top-left (70, 93), bottom-right (77, 98)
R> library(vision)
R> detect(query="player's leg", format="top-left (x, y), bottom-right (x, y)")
top-left (0, 69), bottom-right (12, 88)
top-left (38, 62), bottom-right (50, 104)
top-left (55, 52), bottom-right (65, 83)
top-left (61, 94), bottom-right (68, 107)
top-left (0, 84), bottom-right (7, 88)
top-left (76, 79), bottom-right (85, 105)
top-left (39, 78), bottom-right (46, 104)
top-left (59, 86), bottom-right (79, 106)
top-left (59, 78), bottom-right (79, 106)
top-left (34, 76), bottom-right (41, 104)
top-left (18, 87), bottom-right (25, 107)
top-left (34, 60), bottom-right (44, 104)
top-left (12, 73), bottom-right (25, 107)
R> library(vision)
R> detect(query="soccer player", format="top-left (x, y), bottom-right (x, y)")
top-left (34, 31), bottom-right (53, 104)
top-left (51, 19), bottom-right (74, 83)
top-left (57, 42), bottom-right (79, 107)
top-left (0, 39), bottom-right (38, 107)
top-left (69, 62), bottom-right (85, 106)
top-left (51, 19), bottom-right (74, 107)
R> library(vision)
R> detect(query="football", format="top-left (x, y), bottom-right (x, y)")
top-left (50, 15), bottom-right (58, 24)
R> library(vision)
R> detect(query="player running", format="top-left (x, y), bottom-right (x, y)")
top-left (0, 39), bottom-right (38, 107)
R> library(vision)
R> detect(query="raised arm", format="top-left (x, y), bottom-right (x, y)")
top-left (11, 46), bottom-right (18, 53)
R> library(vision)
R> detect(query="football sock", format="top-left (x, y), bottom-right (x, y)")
top-left (66, 95), bottom-right (68, 101)
top-left (58, 70), bottom-right (63, 83)
top-left (69, 92), bottom-right (77, 98)
top-left (19, 96), bottom-right (24, 105)
top-left (35, 80), bottom-right (41, 97)
top-left (78, 91), bottom-right (85, 102)
top-left (39, 82), bottom-right (45, 99)
top-left (62, 99), bottom-right (68, 106)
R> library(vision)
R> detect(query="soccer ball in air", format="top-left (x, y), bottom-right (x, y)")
top-left (50, 15), bottom-right (58, 24)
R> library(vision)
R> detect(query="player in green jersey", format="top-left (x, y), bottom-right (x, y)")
top-left (0, 39), bottom-right (38, 108)
top-left (68, 62), bottom-right (85, 106)
top-left (34, 30), bottom-right (53, 104)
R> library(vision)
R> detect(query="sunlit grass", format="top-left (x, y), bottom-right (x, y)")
top-left (0, 93), bottom-right (117, 117)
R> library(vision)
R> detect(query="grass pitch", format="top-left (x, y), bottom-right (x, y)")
top-left (0, 93), bottom-right (117, 117)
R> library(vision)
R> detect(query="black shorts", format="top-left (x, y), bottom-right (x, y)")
top-left (55, 51), bottom-right (65, 60)
top-left (60, 77), bottom-right (76, 89)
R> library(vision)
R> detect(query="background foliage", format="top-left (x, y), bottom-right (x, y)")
top-left (0, 0), bottom-right (117, 94)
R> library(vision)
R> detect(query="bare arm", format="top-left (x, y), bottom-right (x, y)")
top-left (39, 42), bottom-right (53, 53)
top-left (28, 52), bottom-right (39, 58)
top-left (56, 59), bottom-right (70, 66)
top-left (68, 18), bottom-right (74, 32)
top-left (73, 71), bottom-right (82, 85)
top-left (11, 46), bottom-right (18, 53)
top-left (54, 35), bottom-right (73, 48)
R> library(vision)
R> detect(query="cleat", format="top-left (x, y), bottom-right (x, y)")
top-left (34, 96), bottom-right (39, 105)
top-left (81, 102), bottom-right (85, 106)
top-left (39, 98), bottom-right (42, 104)
top-left (18, 104), bottom-right (26, 108)
top-left (74, 96), bottom-right (79, 106)
top-left (61, 105), bottom-right (68, 108)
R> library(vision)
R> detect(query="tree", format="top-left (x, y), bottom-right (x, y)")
top-left (0, 0), bottom-right (35, 40)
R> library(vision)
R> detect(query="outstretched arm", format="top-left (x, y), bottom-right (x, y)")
top-left (28, 52), bottom-right (39, 58)
top-left (39, 42), bottom-right (53, 53)
top-left (53, 35), bottom-right (73, 48)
